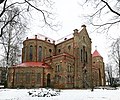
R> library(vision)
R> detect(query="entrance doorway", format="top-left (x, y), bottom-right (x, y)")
top-left (47, 73), bottom-right (51, 87)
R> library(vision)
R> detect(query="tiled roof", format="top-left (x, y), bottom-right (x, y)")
top-left (92, 50), bottom-right (101, 57)
top-left (16, 62), bottom-right (50, 68)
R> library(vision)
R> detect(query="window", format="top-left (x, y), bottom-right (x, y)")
top-left (55, 75), bottom-right (61, 83)
top-left (38, 46), bottom-right (42, 61)
top-left (55, 65), bottom-right (57, 72)
top-left (58, 65), bottom-right (60, 72)
top-left (23, 47), bottom-right (26, 61)
top-left (45, 47), bottom-right (47, 57)
top-left (49, 49), bottom-right (52, 53)
top-left (30, 45), bottom-right (33, 61)
top-left (25, 73), bottom-right (30, 83)
top-left (67, 63), bottom-right (72, 72)
top-left (24, 47), bottom-right (26, 61)
top-left (55, 64), bottom-right (61, 72)
top-left (68, 45), bottom-right (71, 51)
top-left (86, 51), bottom-right (87, 63)
top-left (49, 49), bottom-right (52, 56)
top-left (36, 73), bottom-right (41, 83)
top-left (81, 49), bottom-right (83, 62)
top-left (55, 75), bottom-right (58, 82)
top-left (83, 46), bottom-right (85, 62)
top-left (58, 49), bottom-right (61, 53)
top-left (67, 75), bottom-right (72, 83)
top-left (16, 73), bottom-right (19, 83)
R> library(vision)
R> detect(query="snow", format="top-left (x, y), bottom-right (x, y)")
top-left (0, 87), bottom-right (120, 100)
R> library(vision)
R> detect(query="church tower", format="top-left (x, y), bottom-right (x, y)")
top-left (92, 48), bottom-right (106, 86)
top-left (73, 25), bottom-right (92, 88)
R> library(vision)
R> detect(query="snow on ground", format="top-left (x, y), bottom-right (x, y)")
top-left (0, 87), bottom-right (120, 100)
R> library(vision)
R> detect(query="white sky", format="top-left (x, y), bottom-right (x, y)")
top-left (26, 0), bottom-right (119, 64)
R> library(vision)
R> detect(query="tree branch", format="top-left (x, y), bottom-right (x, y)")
top-left (0, 11), bottom-right (21, 37)
top-left (0, 0), bottom-right (7, 17)
top-left (24, 0), bottom-right (51, 26)
top-left (90, 5), bottom-right (106, 17)
top-left (91, 20), bottom-right (120, 26)
top-left (101, 0), bottom-right (120, 16)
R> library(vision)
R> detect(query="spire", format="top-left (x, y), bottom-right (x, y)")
top-left (92, 47), bottom-right (101, 57)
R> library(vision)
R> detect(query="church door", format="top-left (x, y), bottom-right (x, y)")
top-left (47, 73), bottom-right (51, 87)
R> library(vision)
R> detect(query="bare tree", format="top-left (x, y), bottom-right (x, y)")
top-left (110, 38), bottom-right (120, 78)
top-left (80, 0), bottom-right (120, 33)
top-left (0, 0), bottom-right (57, 37)
top-left (106, 64), bottom-right (113, 86)
top-left (0, 6), bottom-right (26, 87)
top-left (0, 0), bottom-right (57, 64)
top-left (0, 6), bottom-right (26, 66)
top-left (0, 0), bottom-right (58, 87)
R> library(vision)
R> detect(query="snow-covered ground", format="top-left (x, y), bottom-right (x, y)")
top-left (0, 87), bottom-right (120, 100)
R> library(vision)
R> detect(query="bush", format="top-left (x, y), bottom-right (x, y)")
top-left (4, 80), bottom-right (7, 88)
top-left (111, 83), bottom-right (118, 88)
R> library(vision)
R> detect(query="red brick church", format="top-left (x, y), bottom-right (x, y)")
top-left (7, 25), bottom-right (105, 88)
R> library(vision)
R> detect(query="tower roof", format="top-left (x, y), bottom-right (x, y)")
top-left (92, 50), bottom-right (101, 57)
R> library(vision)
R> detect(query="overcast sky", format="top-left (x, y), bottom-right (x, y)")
top-left (26, 0), bottom-right (119, 63)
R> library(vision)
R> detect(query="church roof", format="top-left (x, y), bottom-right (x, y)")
top-left (92, 50), bottom-right (101, 57)
top-left (16, 62), bottom-right (50, 68)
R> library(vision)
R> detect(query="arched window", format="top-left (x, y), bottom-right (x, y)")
top-left (37, 73), bottom-right (41, 83)
top-left (67, 75), bottom-right (72, 83)
top-left (26, 73), bottom-right (30, 83)
top-left (38, 46), bottom-right (42, 61)
top-left (67, 63), bottom-right (72, 72)
top-left (83, 46), bottom-right (85, 62)
top-left (55, 75), bottom-right (61, 83)
top-left (23, 47), bottom-right (26, 62)
top-left (49, 49), bottom-right (52, 53)
top-left (55, 63), bottom-right (61, 72)
top-left (30, 45), bottom-right (33, 61)
top-left (86, 51), bottom-right (87, 63)
top-left (68, 45), bottom-right (71, 51)
top-left (16, 73), bottom-right (19, 83)
top-left (81, 49), bottom-right (83, 62)
top-left (49, 49), bottom-right (52, 57)
top-left (24, 47), bottom-right (26, 61)
top-left (58, 49), bottom-right (61, 53)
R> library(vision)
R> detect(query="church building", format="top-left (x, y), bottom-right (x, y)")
top-left (7, 25), bottom-right (105, 89)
